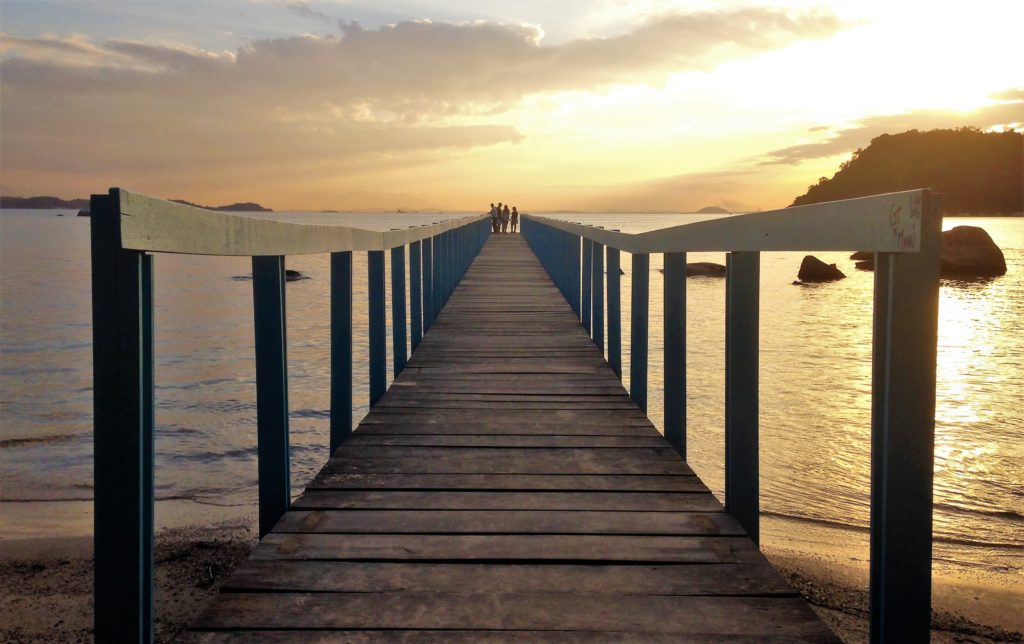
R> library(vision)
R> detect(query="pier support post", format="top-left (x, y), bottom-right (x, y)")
top-left (869, 193), bottom-right (942, 643)
top-left (368, 250), bottom-right (386, 406)
top-left (630, 253), bottom-right (649, 411)
top-left (724, 251), bottom-right (759, 543)
top-left (330, 251), bottom-right (353, 451)
top-left (582, 238), bottom-right (593, 333)
top-left (664, 252), bottom-right (687, 458)
top-left (570, 234), bottom-right (582, 319)
top-left (391, 246), bottom-right (408, 376)
top-left (422, 238), bottom-right (433, 331)
top-left (607, 247), bottom-right (622, 380)
top-left (592, 241), bottom-right (604, 353)
top-left (410, 241), bottom-right (422, 350)
top-left (91, 189), bottom-right (155, 643)
top-left (252, 255), bottom-right (291, 539)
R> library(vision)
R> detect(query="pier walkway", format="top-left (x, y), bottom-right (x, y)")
top-left (185, 236), bottom-right (837, 641)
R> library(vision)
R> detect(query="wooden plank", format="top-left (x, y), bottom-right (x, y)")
top-left (309, 473), bottom-right (708, 492)
top-left (352, 423), bottom-right (661, 437)
top-left (190, 593), bottom-right (834, 637)
top-left (250, 533), bottom-right (762, 563)
top-left (322, 456), bottom-right (692, 476)
top-left (343, 434), bottom-right (668, 447)
top-left (220, 560), bottom-right (793, 595)
top-left (273, 509), bottom-right (743, 535)
top-left (185, 631), bottom-right (836, 643)
top-left (293, 490), bottom-right (722, 511)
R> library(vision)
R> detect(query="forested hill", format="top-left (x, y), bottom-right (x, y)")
top-left (791, 128), bottom-right (1023, 214)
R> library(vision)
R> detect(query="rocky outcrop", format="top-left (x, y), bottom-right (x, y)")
top-left (686, 262), bottom-right (727, 276)
top-left (285, 269), bottom-right (309, 282)
top-left (848, 226), bottom-right (1006, 278)
top-left (941, 226), bottom-right (1006, 277)
top-left (797, 255), bottom-right (846, 282)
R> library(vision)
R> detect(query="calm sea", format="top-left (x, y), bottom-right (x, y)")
top-left (1, 209), bottom-right (1021, 627)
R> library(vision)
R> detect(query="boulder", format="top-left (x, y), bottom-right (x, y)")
top-left (797, 255), bottom-right (846, 282)
top-left (285, 269), bottom-right (309, 281)
top-left (850, 251), bottom-right (872, 260)
top-left (855, 260), bottom-right (874, 271)
top-left (941, 226), bottom-right (1006, 277)
top-left (686, 262), bottom-right (727, 277)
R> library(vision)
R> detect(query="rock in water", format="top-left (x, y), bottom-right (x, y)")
top-left (285, 269), bottom-right (309, 281)
top-left (686, 262), bottom-right (727, 277)
top-left (797, 255), bottom-right (846, 282)
top-left (849, 251), bottom-right (872, 261)
top-left (941, 226), bottom-right (1006, 277)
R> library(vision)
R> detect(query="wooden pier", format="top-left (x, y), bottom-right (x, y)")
top-left (184, 236), bottom-right (838, 641)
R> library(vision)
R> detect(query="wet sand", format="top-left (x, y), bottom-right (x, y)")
top-left (1, 518), bottom-right (255, 643)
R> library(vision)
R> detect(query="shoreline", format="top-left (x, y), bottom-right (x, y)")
top-left (2, 507), bottom-right (1020, 643)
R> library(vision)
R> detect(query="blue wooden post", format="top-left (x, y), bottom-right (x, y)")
top-left (869, 193), bottom-right (942, 642)
top-left (664, 252), bottom-right (687, 458)
top-left (592, 241), bottom-right (604, 353)
top-left (582, 238), bottom-right (593, 334)
top-left (390, 246), bottom-right (408, 375)
top-left (607, 247), bottom-right (622, 380)
top-left (570, 234), bottom-right (582, 318)
top-left (252, 255), bottom-right (290, 539)
top-left (330, 251), bottom-right (352, 451)
top-left (91, 189), bottom-right (155, 643)
top-left (724, 251), bottom-right (760, 543)
top-left (409, 241), bottom-right (422, 350)
top-left (630, 253), bottom-right (649, 411)
top-left (422, 238), bottom-right (433, 332)
top-left (368, 250), bottom-right (386, 406)
top-left (432, 234), bottom-right (442, 321)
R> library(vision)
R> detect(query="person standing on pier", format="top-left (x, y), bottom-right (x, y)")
top-left (500, 204), bottom-right (510, 232)
top-left (510, 207), bottom-right (519, 233)
top-left (490, 203), bottom-right (500, 233)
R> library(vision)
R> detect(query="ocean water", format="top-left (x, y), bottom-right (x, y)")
top-left (0, 209), bottom-right (1021, 628)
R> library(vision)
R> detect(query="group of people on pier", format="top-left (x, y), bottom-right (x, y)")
top-left (489, 203), bottom-right (519, 233)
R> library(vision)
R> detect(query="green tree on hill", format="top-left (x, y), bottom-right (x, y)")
top-left (791, 127), bottom-right (1023, 214)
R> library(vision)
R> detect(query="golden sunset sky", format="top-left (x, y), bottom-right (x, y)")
top-left (1, 0), bottom-right (1022, 212)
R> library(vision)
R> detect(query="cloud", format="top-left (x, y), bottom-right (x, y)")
top-left (0, 8), bottom-right (845, 204)
top-left (761, 100), bottom-right (1024, 165)
top-left (286, 0), bottom-right (329, 23)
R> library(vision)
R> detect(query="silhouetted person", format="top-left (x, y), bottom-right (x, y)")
top-left (489, 203), bottom-right (499, 233)
top-left (500, 204), bottom-right (510, 232)
top-left (510, 207), bottom-right (519, 233)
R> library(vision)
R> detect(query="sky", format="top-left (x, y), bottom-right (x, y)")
top-left (1, 0), bottom-right (1022, 212)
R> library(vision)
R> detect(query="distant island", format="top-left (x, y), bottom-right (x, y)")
top-left (696, 206), bottom-right (730, 214)
top-left (0, 196), bottom-right (89, 209)
top-left (1, 195), bottom-right (272, 212)
top-left (791, 127), bottom-right (1023, 214)
top-left (171, 199), bottom-right (272, 212)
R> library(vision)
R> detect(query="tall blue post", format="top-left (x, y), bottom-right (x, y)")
top-left (91, 189), bottom-right (155, 643)
top-left (664, 252), bottom-right (687, 458)
top-left (570, 234), bottom-right (582, 318)
top-left (607, 247), bottom-right (622, 380)
top-left (432, 234), bottom-right (442, 321)
top-left (724, 251), bottom-right (760, 543)
top-left (630, 253), bottom-right (649, 411)
top-left (390, 246), bottom-right (407, 376)
top-left (869, 193), bottom-right (942, 642)
top-left (422, 238), bottom-right (433, 331)
top-left (592, 241), bottom-right (604, 353)
top-left (410, 241), bottom-right (422, 350)
top-left (252, 255), bottom-right (290, 539)
top-left (330, 251), bottom-right (352, 451)
top-left (367, 250), bottom-right (386, 406)
top-left (582, 238), bottom-right (593, 334)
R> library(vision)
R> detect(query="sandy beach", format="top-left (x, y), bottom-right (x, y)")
top-left (2, 503), bottom-right (1019, 643)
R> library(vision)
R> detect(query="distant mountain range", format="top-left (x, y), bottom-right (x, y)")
top-left (170, 199), bottom-right (272, 212)
top-left (0, 196), bottom-right (90, 209)
top-left (791, 127), bottom-right (1023, 214)
top-left (1, 195), bottom-right (272, 212)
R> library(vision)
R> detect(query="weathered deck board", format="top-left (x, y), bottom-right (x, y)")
top-left (188, 235), bottom-right (837, 642)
